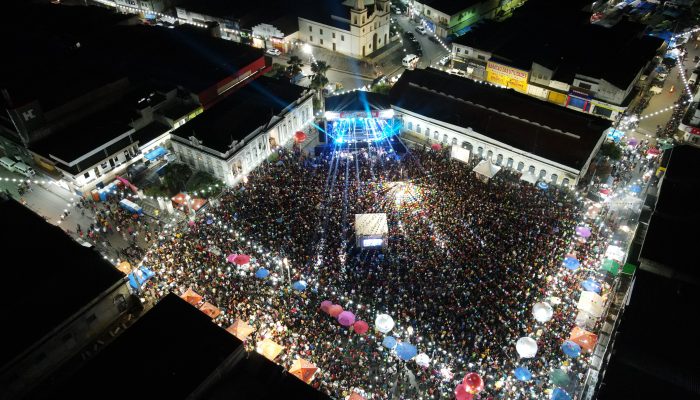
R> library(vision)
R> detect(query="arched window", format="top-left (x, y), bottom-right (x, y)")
top-left (425, 128), bottom-right (430, 137)
top-left (477, 146), bottom-right (484, 157)
top-left (442, 134), bottom-right (448, 143)
top-left (539, 169), bottom-right (547, 179)
top-left (416, 124), bottom-right (421, 133)
top-left (451, 137), bottom-right (458, 146)
top-left (496, 154), bottom-right (503, 166)
top-left (462, 141), bottom-right (469, 149)
top-left (517, 161), bottom-right (524, 171)
top-left (528, 165), bottom-right (536, 174)
top-left (487, 150), bottom-right (493, 159)
top-left (562, 178), bottom-right (570, 187)
top-left (407, 121), bottom-right (413, 130)
top-left (507, 157), bottom-right (514, 168)
top-left (551, 174), bottom-right (558, 185)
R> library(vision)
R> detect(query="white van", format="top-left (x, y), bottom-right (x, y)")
top-left (689, 72), bottom-right (698, 86)
top-left (13, 162), bottom-right (36, 177)
top-left (0, 157), bottom-right (16, 172)
top-left (402, 54), bottom-right (419, 69)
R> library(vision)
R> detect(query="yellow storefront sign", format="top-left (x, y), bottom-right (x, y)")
top-left (486, 61), bottom-right (529, 93)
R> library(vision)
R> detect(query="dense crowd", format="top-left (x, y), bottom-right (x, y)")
top-left (142, 144), bottom-right (608, 399)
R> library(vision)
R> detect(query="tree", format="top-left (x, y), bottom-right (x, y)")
top-left (185, 171), bottom-right (224, 197)
top-left (309, 61), bottom-right (330, 96)
top-left (371, 82), bottom-right (392, 95)
top-left (286, 56), bottom-right (304, 77)
top-left (161, 163), bottom-right (193, 195)
top-left (599, 142), bottom-right (622, 161)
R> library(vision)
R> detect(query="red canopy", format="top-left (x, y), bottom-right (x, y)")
top-left (295, 131), bottom-right (307, 142)
top-left (233, 254), bottom-right (251, 265)
top-left (353, 320), bottom-right (369, 335)
top-left (180, 288), bottom-right (203, 306)
top-left (431, 143), bottom-right (442, 151)
top-left (462, 372), bottom-right (484, 394)
top-left (199, 302), bottom-right (221, 319)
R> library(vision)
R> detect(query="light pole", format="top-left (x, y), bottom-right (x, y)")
top-left (303, 44), bottom-right (313, 64)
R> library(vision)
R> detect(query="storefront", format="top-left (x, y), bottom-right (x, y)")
top-left (547, 91), bottom-right (567, 105)
top-left (566, 89), bottom-right (593, 112)
top-left (486, 61), bottom-right (529, 93)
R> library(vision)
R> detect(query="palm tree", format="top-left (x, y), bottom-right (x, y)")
top-left (286, 55), bottom-right (303, 77)
top-left (309, 61), bottom-right (330, 96)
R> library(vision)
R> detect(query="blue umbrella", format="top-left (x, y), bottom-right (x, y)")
top-left (629, 184), bottom-right (641, 194)
top-left (537, 181), bottom-right (549, 190)
top-left (255, 268), bottom-right (270, 279)
top-left (514, 366), bottom-right (532, 381)
top-left (206, 219), bottom-right (213, 225)
top-left (276, 217), bottom-right (284, 223)
top-left (563, 257), bottom-right (580, 271)
top-left (581, 278), bottom-right (602, 294)
top-left (395, 342), bottom-right (418, 361)
top-left (382, 336), bottom-right (397, 349)
top-left (561, 340), bottom-right (581, 358)
top-left (292, 280), bottom-right (308, 291)
top-left (551, 388), bottom-right (572, 400)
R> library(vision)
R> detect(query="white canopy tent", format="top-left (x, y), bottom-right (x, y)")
top-left (473, 160), bottom-right (502, 183)
top-left (577, 291), bottom-right (605, 318)
top-left (355, 213), bottom-right (389, 249)
top-left (520, 171), bottom-right (538, 184)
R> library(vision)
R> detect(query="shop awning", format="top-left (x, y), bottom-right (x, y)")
top-left (144, 146), bottom-right (168, 161)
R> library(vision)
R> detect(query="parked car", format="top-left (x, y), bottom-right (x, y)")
top-left (405, 32), bottom-right (415, 41)
top-left (429, 35), bottom-right (440, 44)
top-left (447, 68), bottom-right (467, 77)
top-left (415, 26), bottom-right (427, 35)
top-left (649, 85), bottom-right (663, 94)
top-left (694, 55), bottom-right (700, 63)
top-left (0, 157), bottom-right (15, 172)
top-left (438, 55), bottom-right (450, 66)
top-left (12, 162), bottom-right (35, 178)
top-left (265, 48), bottom-right (281, 56)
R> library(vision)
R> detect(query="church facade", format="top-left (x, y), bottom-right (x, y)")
top-left (298, 0), bottom-right (391, 58)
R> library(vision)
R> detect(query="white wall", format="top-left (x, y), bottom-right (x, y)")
top-left (398, 108), bottom-right (582, 186)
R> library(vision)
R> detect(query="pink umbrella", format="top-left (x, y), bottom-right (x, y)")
top-left (431, 143), bottom-right (442, 151)
top-left (338, 311), bottom-right (356, 326)
top-left (575, 226), bottom-right (592, 238)
top-left (353, 320), bottom-right (369, 334)
top-left (233, 254), bottom-right (251, 265)
top-left (647, 147), bottom-right (661, 156)
top-left (462, 372), bottom-right (484, 394)
top-left (320, 300), bottom-right (333, 313)
top-left (188, 220), bottom-right (195, 226)
top-left (454, 383), bottom-right (474, 400)
top-left (226, 254), bottom-right (238, 263)
top-left (328, 304), bottom-right (343, 318)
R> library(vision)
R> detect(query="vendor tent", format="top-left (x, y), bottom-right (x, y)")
top-left (127, 266), bottom-right (154, 291)
top-left (180, 288), bottom-right (203, 306)
top-left (577, 291), bottom-right (604, 318)
top-left (600, 258), bottom-right (621, 276)
top-left (226, 319), bottom-right (254, 341)
top-left (569, 326), bottom-right (598, 352)
top-left (116, 261), bottom-right (132, 275)
top-left (198, 302), bottom-right (221, 319)
top-left (520, 171), bottom-right (538, 184)
top-left (257, 338), bottom-right (284, 361)
top-left (473, 160), bottom-right (501, 183)
top-left (289, 357), bottom-right (318, 383)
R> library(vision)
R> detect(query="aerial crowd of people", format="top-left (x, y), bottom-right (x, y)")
top-left (139, 144), bottom-right (609, 399)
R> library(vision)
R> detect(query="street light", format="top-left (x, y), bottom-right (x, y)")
top-left (303, 44), bottom-right (313, 63)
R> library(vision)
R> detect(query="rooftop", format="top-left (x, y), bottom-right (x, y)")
top-left (0, 199), bottom-right (124, 368)
top-left (418, 0), bottom-right (485, 16)
top-left (46, 294), bottom-right (244, 400)
top-left (325, 91), bottom-right (391, 112)
top-left (639, 145), bottom-right (700, 283)
top-left (391, 69), bottom-right (610, 170)
top-left (298, 0), bottom-right (352, 30)
top-left (171, 77), bottom-right (308, 154)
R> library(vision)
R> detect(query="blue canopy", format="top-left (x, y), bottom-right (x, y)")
top-left (144, 146), bottom-right (168, 161)
top-left (563, 257), bottom-right (580, 271)
top-left (292, 280), bottom-right (308, 291)
top-left (255, 268), bottom-right (270, 279)
top-left (581, 278), bottom-right (602, 294)
top-left (551, 388), bottom-right (572, 400)
top-left (395, 342), bottom-right (418, 361)
top-left (514, 366), bottom-right (532, 381)
top-left (561, 340), bottom-right (582, 358)
top-left (537, 181), bottom-right (549, 190)
top-left (629, 184), bottom-right (641, 194)
top-left (128, 266), bottom-right (155, 291)
top-left (382, 336), bottom-right (397, 349)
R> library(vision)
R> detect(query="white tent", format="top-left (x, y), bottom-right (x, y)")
top-left (577, 291), bottom-right (604, 318)
top-left (520, 171), bottom-right (538, 184)
top-left (473, 160), bottom-right (501, 183)
top-left (355, 213), bottom-right (388, 248)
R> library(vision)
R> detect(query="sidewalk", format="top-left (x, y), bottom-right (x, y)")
top-left (288, 43), bottom-right (398, 80)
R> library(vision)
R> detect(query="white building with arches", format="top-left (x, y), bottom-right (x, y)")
top-left (170, 77), bottom-right (314, 186)
top-left (298, 0), bottom-right (391, 58)
top-left (390, 69), bottom-right (610, 187)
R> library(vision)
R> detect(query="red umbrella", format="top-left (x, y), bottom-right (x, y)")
top-left (353, 320), bottom-right (369, 334)
top-left (462, 372), bottom-right (484, 394)
top-left (233, 254), bottom-right (251, 265)
top-left (647, 147), bottom-right (661, 156)
top-left (320, 300), bottom-right (333, 313)
top-left (431, 143), bottom-right (442, 151)
top-left (328, 304), bottom-right (343, 318)
top-left (454, 383), bottom-right (474, 400)
top-left (295, 131), bottom-right (307, 142)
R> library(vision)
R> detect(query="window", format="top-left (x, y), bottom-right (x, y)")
top-left (427, 9), bottom-right (431, 15)
top-left (442, 134), bottom-right (448, 143)
top-left (309, 26), bottom-right (313, 32)
top-left (579, 82), bottom-right (592, 90)
top-left (100, 161), bottom-right (109, 170)
top-left (109, 158), bottom-right (115, 168)
top-left (528, 165), bottom-right (536, 174)
top-left (551, 174), bottom-right (558, 185)
top-left (507, 158), bottom-right (514, 168)
top-left (320, 39), bottom-right (324, 45)
top-left (407, 121), bottom-right (413, 130)
top-left (539, 169), bottom-right (547, 178)
top-left (333, 32), bottom-right (336, 39)
top-left (487, 150), bottom-right (493, 159)
top-left (462, 141), bottom-right (470, 149)
top-left (320, 28), bottom-right (323, 35)
top-left (309, 36), bottom-right (313, 42)
top-left (83, 172), bottom-right (90, 179)
top-left (477, 55), bottom-right (486, 60)
top-left (425, 128), bottom-right (430, 137)
top-left (477, 146), bottom-right (483, 156)
top-left (457, 48), bottom-right (461, 53)
top-left (452, 137), bottom-right (458, 146)
top-left (496, 154), bottom-right (503, 166)
top-left (341, 35), bottom-right (344, 41)
top-left (416, 124), bottom-right (421, 133)
top-left (562, 178), bottom-right (570, 187)
top-left (434, 132), bottom-right (439, 140)
top-left (517, 162), bottom-right (524, 171)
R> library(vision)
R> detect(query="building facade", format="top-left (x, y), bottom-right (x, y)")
top-left (299, 0), bottom-right (391, 58)
top-left (412, 0), bottom-right (499, 38)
